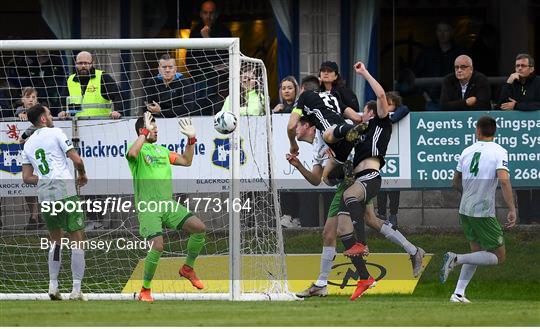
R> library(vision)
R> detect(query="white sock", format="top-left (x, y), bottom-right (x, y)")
top-left (379, 222), bottom-right (417, 255)
top-left (71, 248), bottom-right (85, 293)
top-left (315, 246), bottom-right (336, 287)
top-left (456, 251), bottom-right (498, 266)
top-left (48, 244), bottom-right (61, 289)
top-left (454, 264), bottom-right (477, 296)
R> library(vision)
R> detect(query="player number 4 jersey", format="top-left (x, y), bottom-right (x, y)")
top-left (456, 141), bottom-right (509, 218)
top-left (21, 127), bottom-right (76, 202)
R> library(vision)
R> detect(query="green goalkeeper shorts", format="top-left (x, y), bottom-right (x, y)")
top-left (327, 183), bottom-right (373, 218)
top-left (42, 195), bottom-right (85, 233)
top-left (137, 199), bottom-right (193, 239)
top-left (459, 214), bottom-right (504, 250)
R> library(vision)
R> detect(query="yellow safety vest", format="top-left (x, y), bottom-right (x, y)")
top-left (67, 69), bottom-right (112, 117)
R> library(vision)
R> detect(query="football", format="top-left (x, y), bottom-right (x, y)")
top-left (214, 111), bottom-right (238, 134)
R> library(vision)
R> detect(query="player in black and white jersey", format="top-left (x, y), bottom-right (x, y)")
top-left (289, 116), bottom-right (425, 300)
top-left (335, 62), bottom-right (425, 271)
top-left (287, 76), bottom-right (363, 159)
top-left (287, 76), bottom-right (364, 185)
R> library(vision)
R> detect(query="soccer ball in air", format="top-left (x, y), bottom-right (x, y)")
top-left (214, 111), bottom-right (238, 134)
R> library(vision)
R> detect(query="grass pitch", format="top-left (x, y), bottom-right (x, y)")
top-left (1, 297), bottom-right (539, 326)
top-left (1, 230), bottom-right (539, 326)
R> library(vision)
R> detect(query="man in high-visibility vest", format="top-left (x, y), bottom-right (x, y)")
top-left (58, 51), bottom-right (123, 119)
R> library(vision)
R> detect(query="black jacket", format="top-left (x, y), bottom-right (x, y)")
top-left (497, 75), bottom-right (540, 111)
top-left (440, 71), bottom-right (491, 110)
top-left (143, 73), bottom-right (196, 117)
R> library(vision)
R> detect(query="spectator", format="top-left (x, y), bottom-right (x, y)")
top-left (220, 68), bottom-right (264, 116)
top-left (497, 53), bottom-right (540, 224)
top-left (143, 54), bottom-right (196, 117)
top-left (58, 51), bottom-right (123, 119)
top-left (376, 92), bottom-right (409, 228)
top-left (414, 21), bottom-right (465, 111)
top-left (14, 87), bottom-right (38, 120)
top-left (440, 55), bottom-right (491, 110)
top-left (15, 93), bottom-right (44, 230)
top-left (319, 61), bottom-right (360, 112)
top-left (273, 76), bottom-right (299, 113)
top-left (186, 0), bottom-right (232, 115)
top-left (497, 53), bottom-right (540, 111)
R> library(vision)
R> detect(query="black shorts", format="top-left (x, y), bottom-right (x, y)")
top-left (329, 140), bottom-right (354, 163)
top-left (353, 169), bottom-right (382, 202)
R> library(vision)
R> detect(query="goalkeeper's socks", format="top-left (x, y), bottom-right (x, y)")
top-left (379, 221), bottom-right (417, 255)
top-left (332, 123), bottom-right (354, 140)
top-left (143, 249), bottom-right (162, 289)
top-left (71, 248), bottom-right (85, 292)
top-left (185, 233), bottom-right (206, 268)
top-left (456, 251), bottom-right (498, 266)
top-left (48, 243), bottom-right (62, 282)
top-left (315, 246), bottom-right (336, 287)
top-left (344, 197), bottom-right (367, 243)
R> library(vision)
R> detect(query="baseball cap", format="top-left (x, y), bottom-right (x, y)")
top-left (320, 61), bottom-right (339, 74)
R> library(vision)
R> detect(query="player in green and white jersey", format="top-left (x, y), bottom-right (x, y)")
top-left (127, 112), bottom-right (206, 302)
top-left (290, 116), bottom-right (425, 300)
top-left (441, 115), bottom-right (516, 303)
top-left (21, 104), bottom-right (88, 301)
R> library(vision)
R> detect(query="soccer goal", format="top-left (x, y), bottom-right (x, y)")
top-left (0, 38), bottom-right (295, 301)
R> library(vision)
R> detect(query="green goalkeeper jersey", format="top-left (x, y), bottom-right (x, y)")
top-left (127, 142), bottom-right (173, 203)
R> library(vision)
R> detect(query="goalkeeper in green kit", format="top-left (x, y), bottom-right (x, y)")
top-left (127, 112), bottom-right (206, 302)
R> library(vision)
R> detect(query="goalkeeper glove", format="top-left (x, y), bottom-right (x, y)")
top-left (179, 117), bottom-right (196, 145)
top-left (140, 111), bottom-right (155, 138)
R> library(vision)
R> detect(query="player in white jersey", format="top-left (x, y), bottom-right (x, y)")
top-left (440, 115), bottom-right (516, 303)
top-left (21, 104), bottom-right (88, 301)
top-left (290, 116), bottom-right (425, 300)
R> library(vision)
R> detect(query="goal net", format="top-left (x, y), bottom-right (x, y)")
top-left (0, 39), bottom-right (294, 301)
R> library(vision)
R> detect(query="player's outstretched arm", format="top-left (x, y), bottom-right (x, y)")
top-left (497, 169), bottom-right (517, 228)
top-left (287, 111), bottom-right (301, 156)
top-left (452, 170), bottom-right (463, 194)
top-left (286, 154), bottom-right (323, 186)
top-left (173, 117), bottom-right (196, 166)
top-left (67, 149), bottom-right (88, 186)
top-left (353, 61), bottom-right (389, 118)
top-left (22, 164), bottom-right (38, 185)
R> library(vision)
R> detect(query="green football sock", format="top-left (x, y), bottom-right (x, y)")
top-left (143, 249), bottom-right (162, 289)
top-left (185, 233), bottom-right (205, 268)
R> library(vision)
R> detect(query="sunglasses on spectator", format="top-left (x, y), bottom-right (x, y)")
top-left (454, 65), bottom-right (470, 70)
top-left (515, 64), bottom-right (532, 68)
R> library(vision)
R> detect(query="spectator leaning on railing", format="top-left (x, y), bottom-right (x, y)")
top-left (440, 55), bottom-right (491, 110)
top-left (497, 53), bottom-right (540, 111)
top-left (143, 54), bottom-right (196, 117)
top-left (497, 53), bottom-right (540, 224)
top-left (58, 51), bottom-right (123, 119)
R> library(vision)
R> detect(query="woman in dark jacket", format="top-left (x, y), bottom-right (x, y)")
top-left (319, 61), bottom-right (360, 112)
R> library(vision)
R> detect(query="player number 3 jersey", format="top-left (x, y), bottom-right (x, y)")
top-left (21, 127), bottom-right (76, 202)
top-left (456, 141), bottom-right (509, 218)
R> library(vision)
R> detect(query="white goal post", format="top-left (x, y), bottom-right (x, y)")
top-left (0, 38), bottom-right (295, 301)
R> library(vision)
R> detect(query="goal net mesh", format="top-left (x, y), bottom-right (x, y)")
top-left (0, 40), bottom-right (291, 300)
